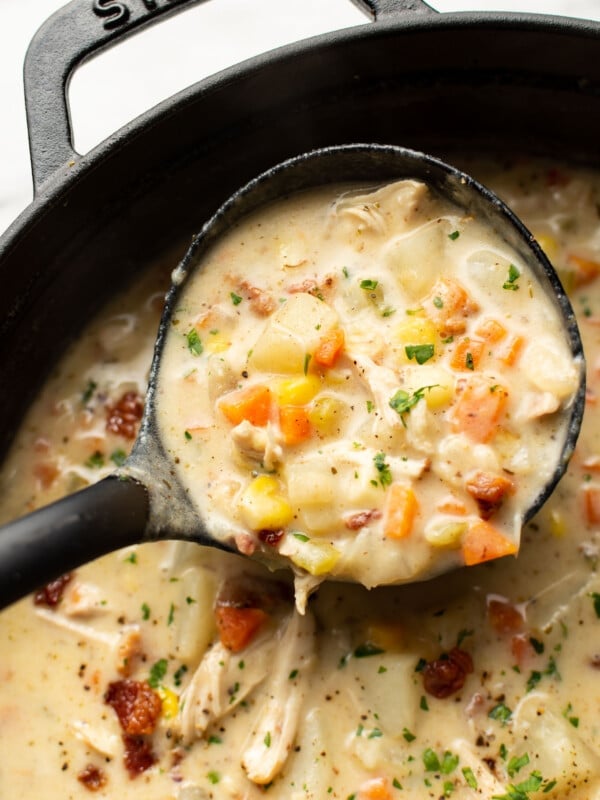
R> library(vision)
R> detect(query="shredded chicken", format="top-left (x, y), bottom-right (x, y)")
top-left (231, 420), bottom-right (283, 470)
top-left (241, 609), bottom-right (316, 784)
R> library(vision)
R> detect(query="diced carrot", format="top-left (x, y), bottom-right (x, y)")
top-left (462, 520), bottom-right (518, 566)
top-left (450, 378), bottom-right (508, 443)
top-left (383, 482), bottom-right (418, 540)
top-left (425, 276), bottom-right (479, 336)
top-left (449, 337), bottom-right (485, 371)
top-left (465, 470), bottom-right (514, 520)
top-left (583, 484), bottom-right (600, 524)
top-left (567, 253), bottom-right (600, 288)
top-left (214, 606), bottom-right (268, 652)
top-left (475, 318), bottom-right (507, 344)
top-left (497, 334), bottom-right (523, 366)
top-left (278, 405), bottom-right (312, 445)
top-left (358, 777), bottom-right (393, 800)
top-left (436, 497), bottom-right (468, 516)
top-left (313, 327), bottom-right (345, 367)
top-left (219, 384), bottom-right (274, 427)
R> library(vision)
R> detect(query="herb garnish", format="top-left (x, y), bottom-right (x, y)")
top-left (405, 343), bottom-right (435, 365)
top-left (389, 385), bottom-right (438, 425)
top-left (230, 291), bottom-right (242, 306)
top-left (373, 452), bottom-right (392, 487)
top-left (186, 328), bottom-right (203, 355)
top-left (148, 658), bottom-right (168, 688)
top-left (503, 263), bottom-right (521, 291)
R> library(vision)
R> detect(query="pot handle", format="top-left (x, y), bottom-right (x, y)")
top-left (24, 0), bottom-right (435, 192)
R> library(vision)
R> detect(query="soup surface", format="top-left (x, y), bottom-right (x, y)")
top-left (1, 159), bottom-right (600, 800)
top-left (156, 177), bottom-right (580, 600)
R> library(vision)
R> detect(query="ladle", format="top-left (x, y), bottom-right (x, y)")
top-left (0, 144), bottom-right (585, 608)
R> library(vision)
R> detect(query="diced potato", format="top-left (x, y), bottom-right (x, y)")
top-left (384, 219), bottom-right (453, 298)
top-left (271, 374), bottom-right (322, 405)
top-left (308, 395), bottom-right (350, 436)
top-left (239, 475), bottom-right (293, 530)
top-left (523, 338), bottom-right (580, 398)
top-left (249, 293), bottom-right (339, 373)
top-left (285, 462), bottom-right (337, 507)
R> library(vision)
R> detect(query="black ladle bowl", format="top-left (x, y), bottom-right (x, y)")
top-left (0, 144), bottom-right (586, 608)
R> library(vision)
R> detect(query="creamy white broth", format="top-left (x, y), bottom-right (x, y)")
top-left (0, 159), bottom-right (599, 800)
top-left (156, 179), bottom-right (580, 600)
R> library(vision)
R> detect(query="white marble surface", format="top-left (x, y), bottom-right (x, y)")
top-left (1, 0), bottom-right (599, 235)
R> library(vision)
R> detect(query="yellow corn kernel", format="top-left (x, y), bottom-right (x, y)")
top-left (157, 686), bottom-right (179, 719)
top-left (424, 383), bottom-right (454, 410)
top-left (534, 232), bottom-right (560, 263)
top-left (365, 622), bottom-right (404, 652)
top-left (205, 333), bottom-right (231, 354)
top-left (239, 475), bottom-right (293, 531)
top-left (424, 521), bottom-right (467, 547)
top-left (271, 374), bottom-right (321, 406)
top-left (308, 395), bottom-right (349, 436)
top-left (394, 316), bottom-right (438, 364)
top-left (287, 538), bottom-right (341, 576)
top-left (548, 508), bottom-right (566, 538)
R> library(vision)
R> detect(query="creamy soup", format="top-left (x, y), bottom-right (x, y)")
top-left (156, 178), bottom-right (580, 601)
top-left (1, 159), bottom-right (600, 800)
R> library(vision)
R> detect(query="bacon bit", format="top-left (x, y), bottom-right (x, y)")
top-left (77, 764), bottom-right (108, 792)
top-left (117, 629), bottom-right (143, 677)
top-left (235, 532), bottom-right (256, 556)
top-left (238, 280), bottom-right (276, 316)
top-left (32, 460), bottom-right (60, 489)
top-left (34, 572), bottom-right (73, 607)
top-left (344, 509), bottom-right (382, 530)
top-left (487, 597), bottom-right (525, 634)
top-left (122, 734), bottom-right (157, 777)
top-left (422, 646), bottom-right (474, 699)
top-left (214, 606), bottom-right (268, 652)
top-left (288, 275), bottom-right (336, 301)
top-left (258, 529), bottom-right (285, 546)
top-left (104, 680), bottom-right (161, 735)
top-left (466, 471), bottom-right (514, 520)
top-left (106, 391), bottom-right (144, 439)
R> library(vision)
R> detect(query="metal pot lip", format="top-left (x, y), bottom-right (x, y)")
top-left (1, 8), bottom-right (599, 257)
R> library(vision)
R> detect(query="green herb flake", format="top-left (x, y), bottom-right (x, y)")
top-left (389, 385), bottom-right (438, 425)
top-left (393, 778), bottom-right (403, 790)
top-left (441, 751), bottom-right (459, 774)
top-left (360, 279), bottom-right (379, 291)
top-left (402, 727), bottom-right (416, 742)
top-left (508, 753), bottom-right (530, 778)
top-left (462, 766), bottom-right (478, 789)
top-left (378, 665), bottom-right (387, 674)
top-left (292, 532), bottom-right (310, 542)
top-left (382, 306), bottom-right (396, 318)
top-left (264, 731), bottom-right (272, 748)
top-left (186, 328), bottom-right (203, 355)
top-left (303, 353), bottom-right (311, 375)
top-left (141, 602), bottom-right (151, 620)
top-left (420, 695), bottom-right (429, 711)
top-left (208, 735), bottom-right (222, 745)
top-left (368, 728), bottom-right (383, 739)
top-left (488, 702), bottom-right (512, 724)
top-left (405, 343), bottom-right (435, 365)
top-left (174, 664), bottom-right (188, 687)
top-left (207, 771), bottom-right (220, 785)
top-left (167, 603), bottom-right (175, 626)
top-left (503, 263), bottom-right (521, 291)
top-left (423, 748), bottom-right (441, 772)
top-left (465, 351), bottom-right (475, 370)
top-left (448, 230), bottom-right (460, 241)
top-left (342, 266), bottom-right (350, 279)
top-left (81, 380), bottom-right (98, 405)
top-left (186, 596), bottom-right (196, 605)
top-left (354, 642), bottom-right (385, 658)
top-left (590, 591), bottom-right (600, 618)
top-left (529, 636), bottom-right (544, 654)
top-left (85, 450), bottom-right (105, 469)
top-left (184, 430), bottom-right (192, 441)
top-left (148, 658), bottom-right (168, 688)
top-left (289, 669), bottom-right (299, 680)
top-left (230, 291), bottom-right (243, 306)
top-left (443, 780), bottom-right (455, 797)
top-left (124, 552), bottom-right (137, 565)
top-left (373, 451), bottom-right (392, 487)
top-left (110, 448), bottom-right (127, 467)
top-left (526, 670), bottom-right (542, 692)
top-left (366, 399), bottom-right (375, 414)
top-left (433, 295), bottom-right (444, 308)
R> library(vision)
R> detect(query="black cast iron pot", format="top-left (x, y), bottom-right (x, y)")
top-left (1, 0), bottom-right (599, 469)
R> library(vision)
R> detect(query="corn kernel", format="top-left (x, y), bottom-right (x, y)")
top-left (287, 537), bottom-right (341, 575)
top-left (308, 395), bottom-right (349, 435)
top-left (424, 521), bottom-right (467, 547)
top-left (394, 316), bottom-right (438, 361)
top-left (205, 333), bottom-right (230, 354)
top-left (157, 686), bottom-right (179, 719)
top-left (534, 232), bottom-right (559, 263)
top-left (271, 374), bottom-right (321, 405)
top-left (549, 508), bottom-right (566, 538)
top-left (424, 383), bottom-right (454, 410)
top-left (239, 475), bottom-right (293, 531)
top-left (365, 622), bottom-right (404, 651)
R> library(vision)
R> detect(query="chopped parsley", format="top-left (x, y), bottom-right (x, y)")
top-left (174, 664), bottom-right (188, 687)
top-left (124, 552), bottom-right (137, 564)
top-left (373, 452), bottom-right (392, 487)
top-left (184, 430), bottom-right (192, 441)
top-left (503, 263), bottom-right (521, 291)
top-left (141, 602), bottom-right (151, 620)
top-left (465, 351), bottom-right (475, 370)
top-left (354, 642), bottom-right (385, 658)
top-left (289, 669), bottom-right (299, 680)
top-left (208, 735), bottom-right (222, 745)
top-left (303, 353), bottom-right (311, 375)
top-left (186, 328), bottom-right (203, 355)
top-left (207, 771), bottom-right (220, 785)
top-left (167, 603), bottom-right (175, 626)
top-left (292, 532), bottom-right (310, 542)
top-left (433, 295), bottom-right (444, 308)
top-left (230, 291), bottom-right (242, 305)
top-left (81, 380), bottom-right (97, 405)
top-left (366, 399), bottom-right (375, 413)
top-left (264, 731), bottom-right (272, 748)
top-left (462, 766), bottom-right (478, 789)
top-left (590, 591), bottom-right (600, 618)
top-left (360, 279), bottom-right (379, 291)
top-left (489, 702), bottom-right (512, 724)
top-left (368, 728), bottom-right (383, 739)
top-left (110, 448), bottom-right (127, 466)
top-left (405, 343), bottom-right (435, 364)
top-left (508, 753), bottom-right (530, 777)
top-left (148, 658), bottom-right (168, 688)
top-left (448, 230), bottom-right (460, 241)
top-left (402, 727), bottom-right (416, 742)
top-left (389, 385), bottom-right (438, 425)
top-left (85, 450), bottom-right (105, 469)
top-left (420, 695), bottom-right (429, 711)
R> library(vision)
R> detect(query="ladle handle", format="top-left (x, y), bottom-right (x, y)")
top-left (0, 476), bottom-right (149, 609)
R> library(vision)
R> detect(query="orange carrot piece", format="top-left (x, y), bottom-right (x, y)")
top-left (383, 483), bottom-right (418, 540)
top-left (583, 485), bottom-right (600, 524)
top-left (219, 384), bottom-right (274, 427)
top-left (462, 520), bottom-right (517, 566)
top-left (425, 276), bottom-right (479, 336)
top-left (475, 317), bottom-right (507, 344)
top-left (278, 405), bottom-right (312, 445)
top-left (497, 334), bottom-right (524, 366)
top-left (436, 497), bottom-right (468, 516)
top-left (450, 337), bottom-right (486, 371)
top-left (450, 379), bottom-right (508, 443)
top-left (215, 606), bottom-right (268, 652)
top-left (568, 253), bottom-right (600, 288)
top-left (313, 327), bottom-right (345, 367)
top-left (358, 777), bottom-right (393, 800)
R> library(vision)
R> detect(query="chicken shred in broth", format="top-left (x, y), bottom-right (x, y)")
top-left (1, 158), bottom-right (600, 799)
